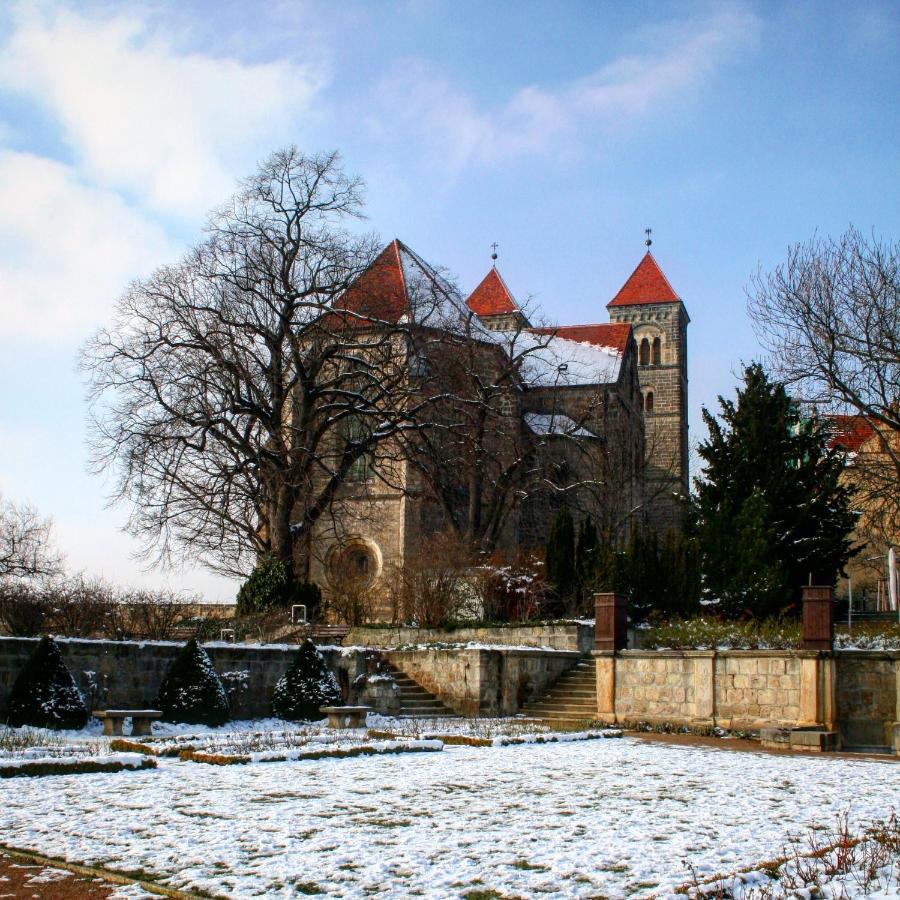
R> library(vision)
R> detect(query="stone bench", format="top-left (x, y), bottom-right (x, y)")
top-left (320, 706), bottom-right (371, 729)
top-left (95, 709), bottom-right (162, 737)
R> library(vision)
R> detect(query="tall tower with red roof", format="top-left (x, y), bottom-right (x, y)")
top-left (607, 251), bottom-right (690, 529)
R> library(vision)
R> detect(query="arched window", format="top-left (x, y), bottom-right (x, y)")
top-left (645, 391), bottom-right (654, 413)
top-left (639, 337), bottom-right (650, 366)
top-left (652, 337), bottom-right (661, 365)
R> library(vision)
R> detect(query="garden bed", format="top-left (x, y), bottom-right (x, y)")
top-left (179, 738), bottom-right (443, 766)
top-left (0, 753), bottom-right (156, 778)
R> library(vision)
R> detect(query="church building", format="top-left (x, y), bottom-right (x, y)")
top-left (307, 239), bottom-right (690, 608)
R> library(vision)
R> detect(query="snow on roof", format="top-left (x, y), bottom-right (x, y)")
top-left (530, 323), bottom-right (631, 355)
top-left (524, 412), bottom-right (596, 438)
top-left (607, 252), bottom-right (680, 307)
top-left (484, 328), bottom-right (623, 387)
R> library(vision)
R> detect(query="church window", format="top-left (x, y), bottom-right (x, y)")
top-left (652, 337), bottom-right (661, 365)
top-left (639, 338), bottom-right (650, 366)
top-left (344, 416), bottom-right (373, 482)
top-left (329, 540), bottom-right (380, 589)
top-left (645, 391), bottom-right (654, 413)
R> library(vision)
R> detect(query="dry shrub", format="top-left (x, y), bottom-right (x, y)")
top-left (475, 552), bottom-right (546, 623)
top-left (0, 577), bottom-right (203, 640)
top-left (325, 572), bottom-right (376, 626)
top-left (0, 581), bottom-right (52, 635)
top-left (386, 535), bottom-right (477, 628)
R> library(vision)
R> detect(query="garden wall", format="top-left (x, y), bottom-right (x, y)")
top-left (346, 622), bottom-right (594, 653)
top-left (595, 648), bottom-right (900, 750)
top-left (387, 647), bottom-right (582, 716)
top-left (0, 637), bottom-right (373, 720)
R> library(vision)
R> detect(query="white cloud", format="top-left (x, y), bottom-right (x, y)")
top-left (370, 5), bottom-right (761, 175)
top-left (0, 150), bottom-right (175, 341)
top-left (0, 4), bottom-right (326, 218)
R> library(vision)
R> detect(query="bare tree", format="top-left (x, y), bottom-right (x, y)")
top-left (82, 148), bottom-right (418, 583)
top-left (0, 492), bottom-right (64, 582)
top-left (400, 311), bottom-right (644, 555)
top-left (748, 227), bottom-right (899, 540)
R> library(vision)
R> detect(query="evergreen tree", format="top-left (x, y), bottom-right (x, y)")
top-left (544, 507), bottom-right (576, 608)
top-left (694, 364), bottom-right (858, 618)
top-left (6, 636), bottom-right (89, 730)
top-left (157, 638), bottom-right (229, 726)
top-left (272, 640), bottom-right (342, 721)
top-left (237, 555), bottom-right (322, 619)
top-left (575, 515), bottom-right (599, 603)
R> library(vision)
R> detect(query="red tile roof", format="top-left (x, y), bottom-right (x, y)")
top-left (607, 252), bottom-right (680, 307)
top-left (531, 323), bottom-right (632, 354)
top-left (826, 414), bottom-right (876, 453)
top-left (337, 239), bottom-right (410, 322)
top-left (466, 267), bottom-right (519, 317)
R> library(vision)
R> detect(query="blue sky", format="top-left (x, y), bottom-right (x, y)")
top-left (0, 0), bottom-right (897, 600)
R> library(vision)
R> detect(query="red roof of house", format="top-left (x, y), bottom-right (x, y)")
top-left (466, 268), bottom-right (519, 317)
top-left (826, 414), bottom-right (876, 453)
top-left (531, 323), bottom-right (632, 354)
top-left (607, 252), bottom-right (680, 307)
top-left (337, 239), bottom-right (410, 322)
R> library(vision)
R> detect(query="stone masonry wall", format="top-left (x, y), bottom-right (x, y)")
top-left (387, 647), bottom-right (580, 717)
top-left (347, 622), bottom-right (594, 654)
top-left (598, 649), bottom-right (900, 746)
top-left (713, 652), bottom-right (803, 728)
top-left (0, 637), bottom-right (372, 720)
top-left (613, 652), bottom-right (701, 722)
top-left (835, 652), bottom-right (900, 748)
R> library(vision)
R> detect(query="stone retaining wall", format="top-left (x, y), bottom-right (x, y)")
top-left (346, 622), bottom-right (593, 653)
top-left (387, 647), bottom-right (581, 717)
top-left (0, 637), bottom-right (580, 722)
top-left (835, 652), bottom-right (900, 748)
top-left (596, 648), bottom-right (900, 750)
top-left (0, 637), bottom-right (372, 719)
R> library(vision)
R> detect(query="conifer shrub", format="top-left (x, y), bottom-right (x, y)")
top-left (5, 636), bottom-right (89, 730)
top-left (157, 638), bottom-right (229, 726)
top-left (272, 639), bottom-right (342, 722)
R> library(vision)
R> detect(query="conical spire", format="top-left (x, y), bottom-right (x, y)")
top-left (466, 267), bottom-right (520, 317)
top-left (607, 252), bottom-right (680, 307)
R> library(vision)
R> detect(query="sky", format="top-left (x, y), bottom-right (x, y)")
top-left (0, 0), bottom-right (897, 601)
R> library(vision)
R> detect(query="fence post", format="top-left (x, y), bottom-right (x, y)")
top-left (801, 585), bottom-right (834, 652)
top-left (594, 593), bottom-right (627, 652)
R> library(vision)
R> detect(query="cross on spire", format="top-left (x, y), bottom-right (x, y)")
top-left (645, 228), bottom-right (652, 248)
top-left (490, 242), bottom-right (499, 264)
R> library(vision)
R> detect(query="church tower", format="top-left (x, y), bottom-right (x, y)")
top-left (607, 249), bottom-right (689, 532)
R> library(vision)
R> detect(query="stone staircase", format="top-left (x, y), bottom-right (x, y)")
top-left (379, 661), bottom-right (456, 719)
top-left (519, 658), bottom-right (599, 725)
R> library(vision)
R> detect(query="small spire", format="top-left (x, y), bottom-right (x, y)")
top-left (645, 227), bottom-right (652, 249)
top-left (491, 241), bottom-right (499, 265)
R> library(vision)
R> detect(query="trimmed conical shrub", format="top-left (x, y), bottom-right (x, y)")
top-left (6, 636), bottom-right (89, 730)
top-left (157, 638), bottom-right (229, 726)
top-left (272, 640), bottom-right (341, 722)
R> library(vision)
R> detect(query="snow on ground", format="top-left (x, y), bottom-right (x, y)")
top-left (0, 735), bottom-right (897, 898)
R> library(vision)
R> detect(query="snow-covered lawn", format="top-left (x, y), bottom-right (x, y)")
top-left (0, 733), bottom-right (896, 898)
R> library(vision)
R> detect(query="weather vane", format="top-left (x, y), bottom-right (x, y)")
top-left (491, 242), bottom-right (499, 264)
top-left (645, 228), bottom-right (652, 248)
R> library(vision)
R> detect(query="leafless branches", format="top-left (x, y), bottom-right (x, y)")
top-left (82, 148), bottom-right (416, 580)
top-left (0, 492), bottom-right (64, 582)
top-left (748, 227), bottom-right (899, 543)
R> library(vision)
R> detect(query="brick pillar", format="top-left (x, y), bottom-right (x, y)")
top-left (801, 585), bottom-right (834, 652)
top-left (595, 593), bottom-right (627, 652)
